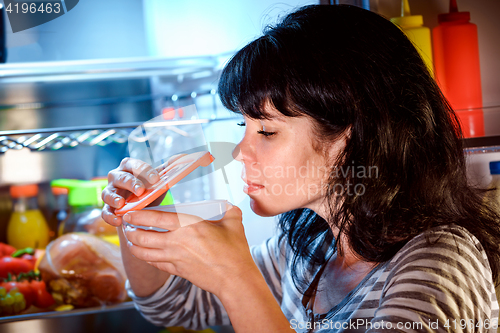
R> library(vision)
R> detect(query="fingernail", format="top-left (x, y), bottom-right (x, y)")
top-left (127, 241), bottom-right (133, 248)
top-left (113, 217), bottom-right (119, 225)
top-left (123, 213), bottom-right (131, 222)
top-left (114, 197), bottom-right (121, 205)
top-left (148, 172), bottom-right (159, 183)
top-left (134, 183), bottom-right (142, 193)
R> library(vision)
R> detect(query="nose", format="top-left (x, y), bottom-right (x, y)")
top-left (233, 131), bottom-right (255, 164)
top-left (232, 144), bottom-right (242, 161)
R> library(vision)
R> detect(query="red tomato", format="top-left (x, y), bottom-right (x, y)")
top-left (30, 280), bottom-right (55, 308)
top-left (0, 280), bottom-right (35, 309)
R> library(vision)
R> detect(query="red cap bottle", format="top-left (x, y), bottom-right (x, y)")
top-left (432, 0), bottom-right (484, 138)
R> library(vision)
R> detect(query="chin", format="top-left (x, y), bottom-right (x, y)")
top-left (249, 197), bottom-right (288, 217)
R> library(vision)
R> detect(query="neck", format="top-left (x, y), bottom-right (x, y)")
top-left (308, 199), bottom-right (363, 266)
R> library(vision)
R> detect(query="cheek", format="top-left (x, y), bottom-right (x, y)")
top-left (274, 157), bottom-right (328, 198)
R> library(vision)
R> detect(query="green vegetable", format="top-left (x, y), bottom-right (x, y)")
top-left (11, 248), bottom-right (35, 258)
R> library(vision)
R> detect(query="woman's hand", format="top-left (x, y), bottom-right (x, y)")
top-left (100, 155), bottom-right (186, 298)
top-left (123, 206), bottom-right (295, 333)
top-left (122, 205), bottom-right (259, 298)
top-left (101, 155), bottom-right (184, 227)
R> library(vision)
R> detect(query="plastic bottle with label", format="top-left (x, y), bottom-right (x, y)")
top-left (390, 0), bottom-right (433, 76)
top-left (51, 179), bottom-right (111, 237)
top-left (484, 161), bottom-right (500, 213)
top-left (7, 184), bottom-right (50, 249)
top-left (432, 0), bottom-right (484, 138)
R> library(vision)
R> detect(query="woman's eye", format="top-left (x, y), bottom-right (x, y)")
top-left (237, 121), bottom-right (246, 127)
top-left (257, 130), bottom-right (277, 137)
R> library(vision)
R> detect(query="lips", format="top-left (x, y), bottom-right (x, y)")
top-left (243, 180), bottom-right (265, 194)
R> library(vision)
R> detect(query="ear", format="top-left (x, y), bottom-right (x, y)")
top-left (326, 126), bottom-right (351, 163)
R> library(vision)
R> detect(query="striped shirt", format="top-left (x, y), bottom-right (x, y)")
top-left (128, 224), bottom-right (499, 332)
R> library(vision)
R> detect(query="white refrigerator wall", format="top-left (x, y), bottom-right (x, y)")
top-left (143, 0), bottom-right (319, 58)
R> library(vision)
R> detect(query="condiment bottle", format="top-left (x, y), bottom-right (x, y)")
top-left (49, 185), bottom-right (70, 241)
top-left (432, 0), bottom-right (484, 138)
top-left (7, 184), bottom-right (50, 249)
top-left (50, 179), bottom-right (107, 235)
top-left (390, 0), bottom-right (433, 76)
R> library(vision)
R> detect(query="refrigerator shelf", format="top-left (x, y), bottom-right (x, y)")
top-left (0, 301), bottom-right (135, 324)
top-left (0, 117), bottom-right (241, 153)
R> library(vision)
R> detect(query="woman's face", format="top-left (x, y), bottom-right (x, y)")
top-left (234, 105), bottom-right (345, 217)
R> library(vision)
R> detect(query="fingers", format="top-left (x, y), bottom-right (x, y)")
top-left (102, 204), bottom-right (123, 226)
top-left (101, 185), bottom-right (126, 209)
top-left (124, 229), bottom-right (178, 264)
top-left (104, 158), bottom-right (160, 208)
top-left (102, 156), bottom-right (186, 228)
top-left (106, 155), bottom-right (183, 203)
top-left (155, 154), bottom-right (187, 173)
top-left (107, 169), bottom-right (146, 197)
top-left (125, 227), bottom-right (169, 249)
top-left (106, 155), bottom-right (187, 201)
top-left (222, 205), bottom-right (242, 221)
top-left (119, 157), bottom-right (160, 185)
top-left (128, 244), bottom-right (173, 263)
top-left (123, 210), bottom-right (203, 230)
top-left (206, 205), bottom-right (242, 227)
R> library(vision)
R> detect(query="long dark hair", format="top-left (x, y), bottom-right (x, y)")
top-left (218, 4), bottom-right (500, 293)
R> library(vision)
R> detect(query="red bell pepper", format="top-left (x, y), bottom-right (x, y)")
top-left (0, 243), bottom-right (16, 258)
top-left (0, 257), bottom-right (35, 279)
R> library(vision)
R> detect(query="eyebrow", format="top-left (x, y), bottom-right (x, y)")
top-left (243, 113), bottom-right (287, 122)
top-left (259, 112), bottom-right (289, 122)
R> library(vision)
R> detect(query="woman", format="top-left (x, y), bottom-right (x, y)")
top-left (102, 5), bottom-right (500, 333)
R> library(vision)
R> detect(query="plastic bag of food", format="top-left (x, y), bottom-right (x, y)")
top-left (38, 233), bottom-right (127, 308)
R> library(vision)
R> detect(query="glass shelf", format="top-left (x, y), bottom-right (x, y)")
top-left (0, 56), bottom-right (223, 84)
top-left (0, 301), bottom-right (135, 324)
top-left (0, 117), bottom-right (245, 153)
top-left (461, 105), bottom-right (500, 153)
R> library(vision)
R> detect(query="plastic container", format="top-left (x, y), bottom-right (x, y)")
top-left (116, 151), bottom-right (230, 233)
top-left (484, 161), bottom-right (500, 212)
top-left (432, 0), bottom-right (484, 138)
top-left (390, 0), bottom-right (433, 75)
top-left (114, 151), bottom-right (214, 216)
top-left (125, 199), bottom-right (230, 232)
top-left (51, 179), bottom-right (115, 239)
top-left (7, 184), bottom-right (50, 249)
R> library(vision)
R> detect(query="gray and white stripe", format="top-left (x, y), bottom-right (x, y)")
top-left (128, 224), bottom-right (499, 332)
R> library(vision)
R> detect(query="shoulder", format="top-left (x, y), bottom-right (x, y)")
top-left (376, 224), bottom-right (498, 328)
top-left (388, 224), bottom-right (491, 277)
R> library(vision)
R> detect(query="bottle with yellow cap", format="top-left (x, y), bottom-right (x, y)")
top-left (390, 0), bottom-right (433, 76)
top-left (7, 184), bottom-right (50, 249)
